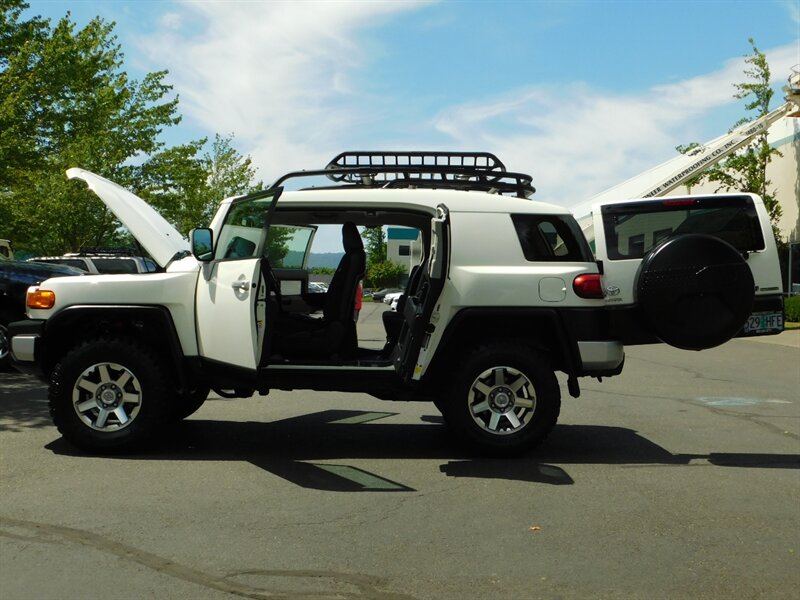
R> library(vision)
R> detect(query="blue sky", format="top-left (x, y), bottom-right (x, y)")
top-left (28, 0), bottom-right (800, 239)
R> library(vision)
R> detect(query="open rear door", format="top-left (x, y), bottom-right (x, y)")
top-left (592, 193), bottom-right (783, 349)
top-left (395, 204), bottom-right (450, 382)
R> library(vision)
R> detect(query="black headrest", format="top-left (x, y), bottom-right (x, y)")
top-left (342, 222), bottom-right (363, 253)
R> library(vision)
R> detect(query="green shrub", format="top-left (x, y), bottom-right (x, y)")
top-left (785, 296), bottom-right (800, 322)
top-left (366, 260), bottom-right (407, 288)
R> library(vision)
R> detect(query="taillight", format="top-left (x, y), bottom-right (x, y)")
top-left (27, 288), bottom-right (56, 309)
top-left (662, 198), bottom-right (696, 207)
top-left (573, 274), bottom-right (604, 299)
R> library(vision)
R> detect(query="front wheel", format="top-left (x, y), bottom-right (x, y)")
top-left (441, 344), bottom-right (561, 455)
top-left (49, 338), bottom-right (170, 453)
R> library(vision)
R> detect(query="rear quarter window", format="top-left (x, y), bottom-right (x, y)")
top-left (511, 214), bottom-right (594, 262)
top-left (91, 258), bottom-right (139, 274)
top-left (602, 195), bottom-right (765, 260)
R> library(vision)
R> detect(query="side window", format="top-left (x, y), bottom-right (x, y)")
top-left (602, 196), bottom-right (765, 260)
top-left (91, 258), bottom-right (139, 274)
top-left (266, 225), bottom-right (316, 268)
top-left (49, 259), bottom-right (89, 272)
top-left (214, 196), bottom-right (274, 260)
top-left (511, 214), bottom-right (593, 262)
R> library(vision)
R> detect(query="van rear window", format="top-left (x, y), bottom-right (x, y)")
top-left (601, 196), bottom-right (765, 260)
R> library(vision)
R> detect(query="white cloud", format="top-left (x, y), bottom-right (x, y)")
top-left (139, 1), bottom-right (432, 183)
top-left (432, 43), bottom-right (799, 208)
top-left (159, 12), bottom-right (182, 30)
top-left (788, 0), bottom-right (800, 24)
top-left (138, 2), bottom-right (795, 212)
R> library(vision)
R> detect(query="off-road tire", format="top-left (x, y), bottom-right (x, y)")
top-left (441, 343), bottom-right (560, 455)
top-left (49, 337), bottom-right (170, 453)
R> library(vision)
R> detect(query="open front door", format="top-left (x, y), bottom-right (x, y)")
top-left (592, 193), bottom-right (783, 349)
top-left (195, 188), bottom-right (282, 371)
top-left (395, 204), bottom-right (450, 382)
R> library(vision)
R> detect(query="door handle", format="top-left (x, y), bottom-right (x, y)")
top-left (232, 280), bottom-right (250, 291)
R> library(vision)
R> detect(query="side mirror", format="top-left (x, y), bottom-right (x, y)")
top-left (190, 228), bottom-right (214, 262)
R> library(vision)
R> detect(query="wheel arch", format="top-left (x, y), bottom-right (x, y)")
top-left (425, 308), bottom-right (582, 397)
top-left (41, 305), bottom-right (199, 393)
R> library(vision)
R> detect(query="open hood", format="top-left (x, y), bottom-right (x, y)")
top-left (67, 168), bottom-right (190, 268)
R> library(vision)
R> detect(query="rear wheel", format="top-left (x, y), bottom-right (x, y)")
top-left (49, 338), bottom-right (170, 453)
top-left (442, 343), bottom-right (560, 455)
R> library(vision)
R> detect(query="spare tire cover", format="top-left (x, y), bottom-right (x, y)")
top-left (636, 234), bottom-right (754, 350)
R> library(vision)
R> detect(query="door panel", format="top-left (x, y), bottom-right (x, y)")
top-left (195, 187), bottom-right (283, 371)
top-left (196, 258), bottom-right (264, 369)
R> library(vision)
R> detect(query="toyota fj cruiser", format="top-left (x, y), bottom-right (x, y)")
top-left (8, 152), bottom-right (784, 454)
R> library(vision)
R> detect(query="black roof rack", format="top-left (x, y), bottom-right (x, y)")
top-left (270, 151), bottom-right (535, 198)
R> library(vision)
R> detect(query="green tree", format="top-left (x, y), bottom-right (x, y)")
top-left (0, 5), bottom-right (185, 253)
top-left (133, 133), bottom-right (261, 236)
top-left (0, 5), bottom-right (264, 253)
top-left (679, 39), bottom-right (783, 240)
top-left (207, 133), bottom-right (262, 205)
top-left (361, 226), bottom-right (387, 264)
top-left (135, 139), bottom-right (209, 236)
top-left (367, 260), bottom-right (406, 288)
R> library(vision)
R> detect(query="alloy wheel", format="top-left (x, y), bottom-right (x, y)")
top-left (467, 365), bottom-right (536, 435)
top-left (71, 362), bottom-right (142, 431)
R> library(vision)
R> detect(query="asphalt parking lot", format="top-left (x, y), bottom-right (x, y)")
top-left (1, 306), bottom-right (798, 600)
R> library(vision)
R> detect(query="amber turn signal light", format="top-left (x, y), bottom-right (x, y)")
top-left (27, 288), bottom-right (56, 309)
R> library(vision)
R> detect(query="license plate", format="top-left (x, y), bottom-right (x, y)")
top-left (743, 311), bottom-right (783, 334)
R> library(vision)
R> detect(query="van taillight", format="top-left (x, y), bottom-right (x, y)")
top-left (573, 274), bottom-right (604, 299)
top-left (662, 198), bottom-right (696, 207)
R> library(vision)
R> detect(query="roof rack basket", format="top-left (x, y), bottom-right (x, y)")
top-left (271, 151), bottom-right (536, 198)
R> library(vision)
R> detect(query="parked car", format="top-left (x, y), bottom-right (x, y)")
top-left (29, 249), bottom-right (158, 274)
top-left (0, 260), bottom-right (83, 370)
top-left (0, 239), bottom-right (14, 261)
top-left (372, 288), bottom-right (402, 302)
top-left (383, 291), bottom-right (404, 305)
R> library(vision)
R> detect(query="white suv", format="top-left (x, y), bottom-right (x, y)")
top-left (9, 151), bottom-right (783, 455)
top-left (29, 250), bottom-right (158, 274)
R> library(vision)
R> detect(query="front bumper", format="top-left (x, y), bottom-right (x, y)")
top-left (9, 319), bottom-right (46, 377)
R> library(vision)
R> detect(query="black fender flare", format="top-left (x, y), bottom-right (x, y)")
top-left (430, 307), bottom-right (583, 397)
top-left (41, 305), bottom-right (199, 392)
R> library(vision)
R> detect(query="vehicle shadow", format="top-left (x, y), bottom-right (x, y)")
top-left (0, 371), bottom-right (51, 432)
top-left (41, 408), bottom-right (800, 492)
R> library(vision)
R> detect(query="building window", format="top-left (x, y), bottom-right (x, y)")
top-left (399, 245), bottom-right (410, 256)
